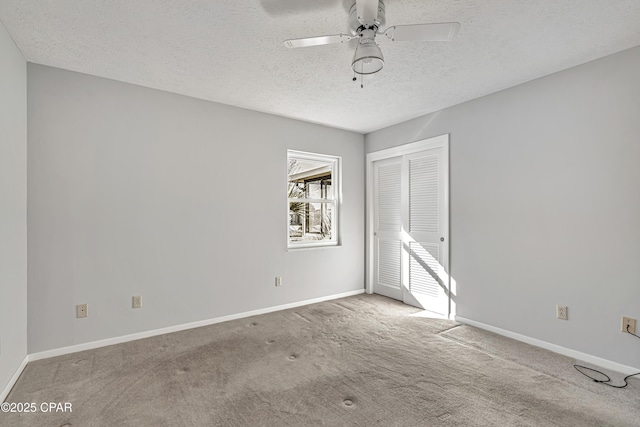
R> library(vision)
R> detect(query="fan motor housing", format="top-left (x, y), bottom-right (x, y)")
top-left (349, 1), bottom-right (386, 35)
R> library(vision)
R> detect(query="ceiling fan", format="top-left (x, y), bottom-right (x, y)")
top-left (283, 0), bottom-right (460, 75)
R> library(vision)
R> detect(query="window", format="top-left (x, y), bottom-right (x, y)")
top-left (288, 150), bottom-right (340, 248)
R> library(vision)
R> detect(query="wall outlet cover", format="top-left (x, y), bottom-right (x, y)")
top-left (76, 303), bottom-right (88, 318)
top-left (132, 295), bottom-right (142, 309)
top-left (622, 317), bottom-right (636, 334)
top-left (556, 305), bottom-right (568, 320)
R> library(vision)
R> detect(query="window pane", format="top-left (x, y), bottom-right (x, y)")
top-left (288, 157), bottom-right (333, 200)
top-left (289, 202), bottom-right (334, 243)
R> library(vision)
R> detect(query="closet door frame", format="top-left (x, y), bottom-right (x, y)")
top-left (366, 134), bottom-right (450, 315)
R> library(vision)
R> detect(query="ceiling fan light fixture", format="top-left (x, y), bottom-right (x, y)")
top-left (352, 41), bottom-right (384, 75)
top-left (284, 0), bottom-right (460, 78)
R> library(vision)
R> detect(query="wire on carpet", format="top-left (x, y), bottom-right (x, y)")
top-left (573, 324), bottom-right (640, 388)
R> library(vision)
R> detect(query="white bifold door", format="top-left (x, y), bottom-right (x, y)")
top-left (371, 136), bottom-right (449, 316)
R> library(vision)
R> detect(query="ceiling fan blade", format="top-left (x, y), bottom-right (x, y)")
top-left (384, 22), bottom-right (460, 42)
top-left (283, 34), bottom-right (354, 48)
top-left (356, 0), bottom-right (380, 27)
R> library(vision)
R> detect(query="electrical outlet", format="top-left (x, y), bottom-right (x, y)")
top-left (556, 305), bottom-right (568, 320)
top-left (622, 317), bottom-right (636, 334)
top-left (275, 276), bottom-right (282, 287)
top-left (132, 295), bottom-right (142, 309)
top-left (76, 303), bottom-right (88, 318)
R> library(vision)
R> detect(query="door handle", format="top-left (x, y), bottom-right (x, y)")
top-left (440, 237), bottom-right (444, 242)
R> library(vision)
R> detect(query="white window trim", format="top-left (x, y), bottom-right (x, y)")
top-left (287, 150), bottom-right (341, 249)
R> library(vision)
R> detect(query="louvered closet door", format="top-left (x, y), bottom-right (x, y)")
top-left (373, 157), bottom-right (403, 300)
top-left (371, 141), bottom-right (448, 316)
top-left (402, 150), bottom-right (448, 315)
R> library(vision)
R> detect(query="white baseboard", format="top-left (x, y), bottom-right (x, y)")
top-left (29, 289), bottom-right (365, 362)
top-left (455, 316), bottom-right (639, 375)
top-left (1, 355), bottom-right (29, 402)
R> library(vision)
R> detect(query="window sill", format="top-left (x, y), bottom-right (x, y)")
top-left (287, 242), bottom-right (340, 251)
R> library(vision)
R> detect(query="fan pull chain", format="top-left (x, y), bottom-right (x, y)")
top-left (352, 70), bottom-right (364, 89)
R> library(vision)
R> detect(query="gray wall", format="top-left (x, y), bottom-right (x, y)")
top-left (0, 21), bottom-right (27, 392)
top-left (27, 64), bottom-right (365, 353)
top-left (366, 46), bottom-right (640, 368)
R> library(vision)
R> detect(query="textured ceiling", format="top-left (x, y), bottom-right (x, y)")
top-left (1, 1), bottom-right (640, 133)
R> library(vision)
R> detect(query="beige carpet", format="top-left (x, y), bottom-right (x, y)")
top-left (2, 294), bottom-right (639, 426)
